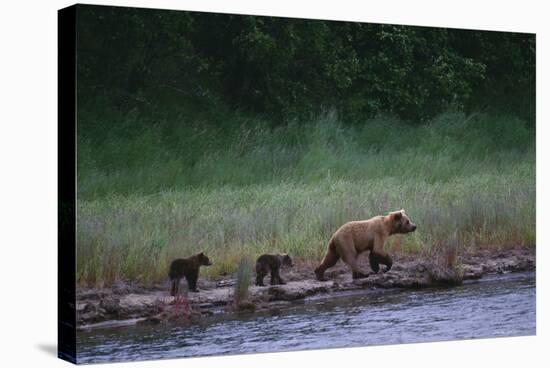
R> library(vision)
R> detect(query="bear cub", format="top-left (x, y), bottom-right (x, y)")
top-left (255, 253), bottom-right (293, 286)
top-left (169, 252), bottom-right (212, 295)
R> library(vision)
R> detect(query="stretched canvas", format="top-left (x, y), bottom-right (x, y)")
top-left (58, 4), bottom-right (536, 364)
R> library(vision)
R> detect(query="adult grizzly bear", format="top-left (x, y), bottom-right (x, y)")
top-left (314, 210), bottom-right (416, 281)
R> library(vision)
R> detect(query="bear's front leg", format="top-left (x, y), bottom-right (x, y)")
top-left (383, 256), bottom-right (392, 273)
top-left (371, 249), bottom-right (392, 273)
top-left (272, 268), bottom-right (286, 285)
top-left (369, 252), bottom-right (380, 273)
top-left (187, 273), bottom-right (200, 292)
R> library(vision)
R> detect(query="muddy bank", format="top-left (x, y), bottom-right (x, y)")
top-left (76, 248), bottom-right (535, 330)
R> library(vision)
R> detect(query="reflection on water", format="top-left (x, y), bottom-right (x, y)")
top-left (77, 272), bottom-right (535, 364)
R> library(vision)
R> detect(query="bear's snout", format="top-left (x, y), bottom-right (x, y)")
top-left (411, 224), bottom-right (417, 232)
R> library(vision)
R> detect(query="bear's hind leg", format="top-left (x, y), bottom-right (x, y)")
top-left (342, 251), bottom-right (367, 279)
top-left (256, 270), bottom-right (266, 286)
top-left (170, 278), bottom-right (180, 297)
top-left (315, 246), bottom-right (340, 281)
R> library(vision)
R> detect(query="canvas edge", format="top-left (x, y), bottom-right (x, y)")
top-left (58, 3), bottom-right (77, 365)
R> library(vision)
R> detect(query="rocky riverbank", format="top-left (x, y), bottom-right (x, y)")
top-left (76, 247), bottom-right (535, 330)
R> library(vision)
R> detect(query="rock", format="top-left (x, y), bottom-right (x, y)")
top-left (81, 302), bottom-right (97, 314)
top-left (77, 288), bottom-right (111, 301)
top-left (112, 281), bottom-right (132, 295)
top-left (235, 300), bottom-right (256, 312)
top-left (462, 265), bottom-right (483, 280)
top-left (139, 316), bottom-right (162, 325)
top-left (216, 279), bottom-right (236, 287)
top-left (267, 286), bottom-right (302, 301)
top-left (99, 297), bottom-right (121, 317)
top-left (266, 281), bottom-right (330, 301)
top-left (351, 277), bottom-right (371, 287)
top-left (426, 264), bottom-right (463, 286)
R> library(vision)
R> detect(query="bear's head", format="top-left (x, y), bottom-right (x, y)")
top-left (389, 209), bottom-right (417, 234)
top-left (197, 252), bottom-right (213, 266)
top-left (279, 253), bottom-right (294, 267)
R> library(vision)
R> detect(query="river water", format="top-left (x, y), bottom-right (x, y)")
top-left (76, 271), bottom-right (535, 364)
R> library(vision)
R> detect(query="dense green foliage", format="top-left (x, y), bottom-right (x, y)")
top-left (78, 111), bottom-right (533, 199)
top-left (77, 5), bottom-right (535, 123)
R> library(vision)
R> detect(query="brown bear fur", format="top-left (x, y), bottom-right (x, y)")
top-left (169, 252), bottom-right (212, 294)
top-left (255, 253), bottom-right (293, 286)
top-left (314, 210), bottom-right (417, 281)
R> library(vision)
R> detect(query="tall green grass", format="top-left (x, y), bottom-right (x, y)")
top-left (76, 111), bottom-right (535, 286)
top-left (233, 257), bottom-right (252, 305)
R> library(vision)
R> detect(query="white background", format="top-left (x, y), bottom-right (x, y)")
top-left (0, 0), bottom-right (547, 366)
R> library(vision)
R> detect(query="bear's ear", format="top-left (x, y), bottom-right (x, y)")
top-left (393, 211), bottom-right (402, 221)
